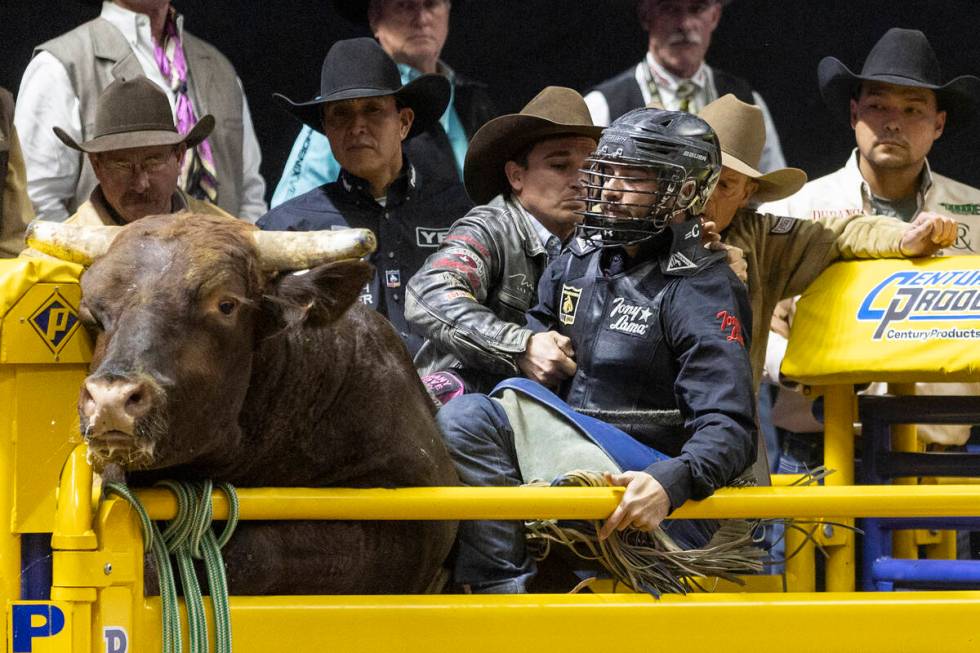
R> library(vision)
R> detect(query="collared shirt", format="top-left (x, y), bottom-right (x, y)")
top-left (759, 149), bottom-right (980, 255)
top-left (584, 51), bottom-right (786, 173)
top-left (513, 199), bottom-right (560, 261)
top-left (270, 61), bottom-right (469, 208)
top-left (15, 1), bottom-right (267, 222)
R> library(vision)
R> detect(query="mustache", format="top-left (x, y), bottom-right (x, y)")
top-left (121, 191), bottom-right (165, 205)
top-left (666, 30), bottom-right (703, 46)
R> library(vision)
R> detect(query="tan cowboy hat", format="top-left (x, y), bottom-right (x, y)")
top-left (463, 86), bottom-right (603, 204)
top-left (698, 94), bottom-right (805, 203)
top-left (54, 76), bottom-right (213, 154)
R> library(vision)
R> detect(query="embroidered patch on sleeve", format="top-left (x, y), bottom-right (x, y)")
top-left (559, 285), bottom-right (583, 325)
top-left (431, 249), bottom-right (488, 291)
top-left (769, 215), bottom-right (798, 235)
top-left (716, 309), bottom-right (745, 346)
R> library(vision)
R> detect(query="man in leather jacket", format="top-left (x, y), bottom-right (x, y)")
top-left (405, 87), bottom-right (601, 397)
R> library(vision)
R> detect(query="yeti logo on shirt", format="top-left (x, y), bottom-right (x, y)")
top-left (416, 227), bottom-right (450, 248)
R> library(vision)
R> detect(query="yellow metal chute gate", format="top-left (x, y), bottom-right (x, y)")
top-left (3, 258), bottom-right (980, 653)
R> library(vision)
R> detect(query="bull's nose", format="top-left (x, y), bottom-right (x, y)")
top-left (80, 377), bottom-right (152, 434)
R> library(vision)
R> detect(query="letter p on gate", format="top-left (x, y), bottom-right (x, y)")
top-left (11, 604), bottom-right (65, 652)
top-left (104, 627), bottom-right (128, 653)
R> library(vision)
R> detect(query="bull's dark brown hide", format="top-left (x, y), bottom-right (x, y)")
top-left (78, 213), bottom-right (459, 594)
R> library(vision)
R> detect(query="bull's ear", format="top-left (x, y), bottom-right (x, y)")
top-left (262, 259), bottom-right (374, 330)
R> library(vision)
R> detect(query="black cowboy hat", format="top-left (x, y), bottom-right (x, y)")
top-left (818, 27), bottom-right (980, 131)
top-left (273, 37), bottom-right (450, 138)
top-left (331, 0), bottom-right (462, 26)
top-left (54, 76), bottom-right (213, 153)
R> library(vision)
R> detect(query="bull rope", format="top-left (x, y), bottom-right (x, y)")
top-left (524, 470), bottom-right (766, 596)
top-left (105, 480), bottom-right (239, 653)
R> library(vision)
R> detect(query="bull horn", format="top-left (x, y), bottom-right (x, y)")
top-left (25, 220), bottom-right (120, 266)
top-left (252, 228), bottom-right (377, 271)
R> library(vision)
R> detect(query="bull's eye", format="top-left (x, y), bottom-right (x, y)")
top-left (218, 299), bottom-right (238, 316)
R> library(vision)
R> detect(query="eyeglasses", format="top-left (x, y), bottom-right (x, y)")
top-left (100, 149), bottom-right (178, 178)
top-left (386, 0), bottom-right (451, 19)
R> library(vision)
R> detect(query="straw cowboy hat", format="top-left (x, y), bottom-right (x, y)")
top-left (818, 27), bottom-right (980, 131)
top-left (53, 76), bottom-right (214, 154)
top-left (698, 94), bottom-right (806, 203)
top-left (274, 37), bottom-right (450, 138)
top-left (463, 86), bottom-right (603, 204)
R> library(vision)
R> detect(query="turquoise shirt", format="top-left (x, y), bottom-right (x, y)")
top-left (271, 62), bottom-right (467, 208)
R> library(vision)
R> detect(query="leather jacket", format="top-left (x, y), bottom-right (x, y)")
top-left (406, 194), bottom-right (548, 391)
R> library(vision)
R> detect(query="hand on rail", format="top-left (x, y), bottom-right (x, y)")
top-left (598, 471), bottom-right (671, 539)
top-left (899, 211), bottom-right (957, 257)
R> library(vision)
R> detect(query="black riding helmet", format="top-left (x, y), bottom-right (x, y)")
top-left (578, 108), bottom-right (721, 247)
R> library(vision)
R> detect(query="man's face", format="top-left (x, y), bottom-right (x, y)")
top-left (594, 163), bottom-right (668, 222)
top-left (370, 0), bottom-right (451, 71)
top-left (703, 166), bottom-right (756, 231)
top-left (850, 81), bottom-right (946, 172)
top-left (322, 96), bottom-right (413, 186)
top-left (91, 143), bottom-right (183, 223)
top-left (505, 135), bottom-right (597, 240)
top-left (640, 0), bottom-right (721, 78)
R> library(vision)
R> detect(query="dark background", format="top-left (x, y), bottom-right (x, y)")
top-left (2, 0), bottom-right (979, 202)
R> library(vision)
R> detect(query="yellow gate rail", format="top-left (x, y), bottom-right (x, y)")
top-left (131, 483), bottom-right (980, 520)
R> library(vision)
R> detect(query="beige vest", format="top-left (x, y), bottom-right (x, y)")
top-left (1, 88), bottom-right (34, 257)
top-left (36, 18), bottom-right (244, 217)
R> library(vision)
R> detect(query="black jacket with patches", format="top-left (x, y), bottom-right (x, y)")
top-left (526, 226), bottom-right (756, 510)
top-left (258, 161), bottom-right (473, 357)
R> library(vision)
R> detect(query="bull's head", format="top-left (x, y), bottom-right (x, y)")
top-left (27, 214), bottom-right (376, 472)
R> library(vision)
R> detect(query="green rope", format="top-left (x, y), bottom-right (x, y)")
top-left (106, 480), bottom-right (239, 653)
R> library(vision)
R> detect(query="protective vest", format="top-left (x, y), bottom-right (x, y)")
top-left (554, 242), bottom-right (726, 456)
top-left (36, 18), bottom-right (244, 217)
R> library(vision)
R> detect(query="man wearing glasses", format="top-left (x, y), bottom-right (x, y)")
top-left (51, 76), bottom-right (231, 227)
top-left (271, 0), bottom-right (496, 206)
top-left (585, 0), bottom-right (786, 173)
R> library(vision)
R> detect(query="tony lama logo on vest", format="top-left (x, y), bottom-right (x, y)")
top-left (607, 297), bottom-right (654, 337)
top-left (416, 227), bottom-right (450, 248)
top-left (560, 284), bottom-right (582, 325)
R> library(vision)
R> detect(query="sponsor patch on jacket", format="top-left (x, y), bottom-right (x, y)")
top-left (606, 297), bottom-right (653, 337)
top-left (559, 284), bottom-right (582, 325)
top-left (385, 269), bottom-right (401, 288)
top-left (955, 223), bottom-right (976, 253)
top-left (432, 249), bottom-right (488, 291)
top-left (665, 251), bottom-right (697, 272)
top-left (417, 227), bottom-right (450, 248)
top-left (444, 289), bottom-right (476, 302)
top-left (769, 215), bottom-right (798, 235)
top-left (358, 283), bottom-right (374, 305)
top-left (444, 233), bottom-right (490, 257)
top-left (939, 202), bottom-right (980, 216)
top-left (716, 310), bottom-right (745, 346)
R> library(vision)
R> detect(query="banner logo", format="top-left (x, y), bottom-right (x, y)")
top-left (856, 269), bottom-right (980, 340)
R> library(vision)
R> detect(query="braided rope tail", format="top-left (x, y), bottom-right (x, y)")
top-left (105, 481), bottom-right (239, 653)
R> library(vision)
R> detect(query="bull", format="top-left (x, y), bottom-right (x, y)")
top-left (28, 212), bottom-right (459, 595)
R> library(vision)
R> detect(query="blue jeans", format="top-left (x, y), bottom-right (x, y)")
top-left (437, 393), bottom-right (717, 593)
top-left (437, 394), bottom-right (535, 593)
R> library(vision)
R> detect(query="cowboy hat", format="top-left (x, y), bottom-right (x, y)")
top-left (273, 37), bottom-right (450, 138)
top-left (463, 86), bottom-right (603, 204)
top-left (54, 76), bottom-right (214, 154)
top-left (331, 0), bottom-right (462, 26)
top-left (698, 94), bottom-right (805, 203)
top-left (818, 27), bottom-right (980, 131)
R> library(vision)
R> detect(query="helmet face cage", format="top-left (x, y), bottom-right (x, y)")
top-left (576, 108), bottom-right (721, 248)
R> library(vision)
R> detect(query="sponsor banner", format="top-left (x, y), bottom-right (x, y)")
top-left (782, 257), bottom-right (980, 385)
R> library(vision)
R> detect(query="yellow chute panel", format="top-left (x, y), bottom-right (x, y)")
top-left (782, 256), bottom-right (980, 385)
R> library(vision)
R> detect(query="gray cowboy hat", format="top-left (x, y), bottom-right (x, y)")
top-left (818, 27), bottom-right (980, 131)
top-left (699, 94), bottom-right (806, 203)
top-left (331, 0), bottom-right (462, 25)
top-left (273, 37), bottom-right (450, 138)
top-left (54, 76), bottom-right (214, 154)
top-left (463, 86), bottom-right (603, 205)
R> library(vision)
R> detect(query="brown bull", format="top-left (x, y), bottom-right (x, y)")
top-left (29, 212), bottom-right (459, 595)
